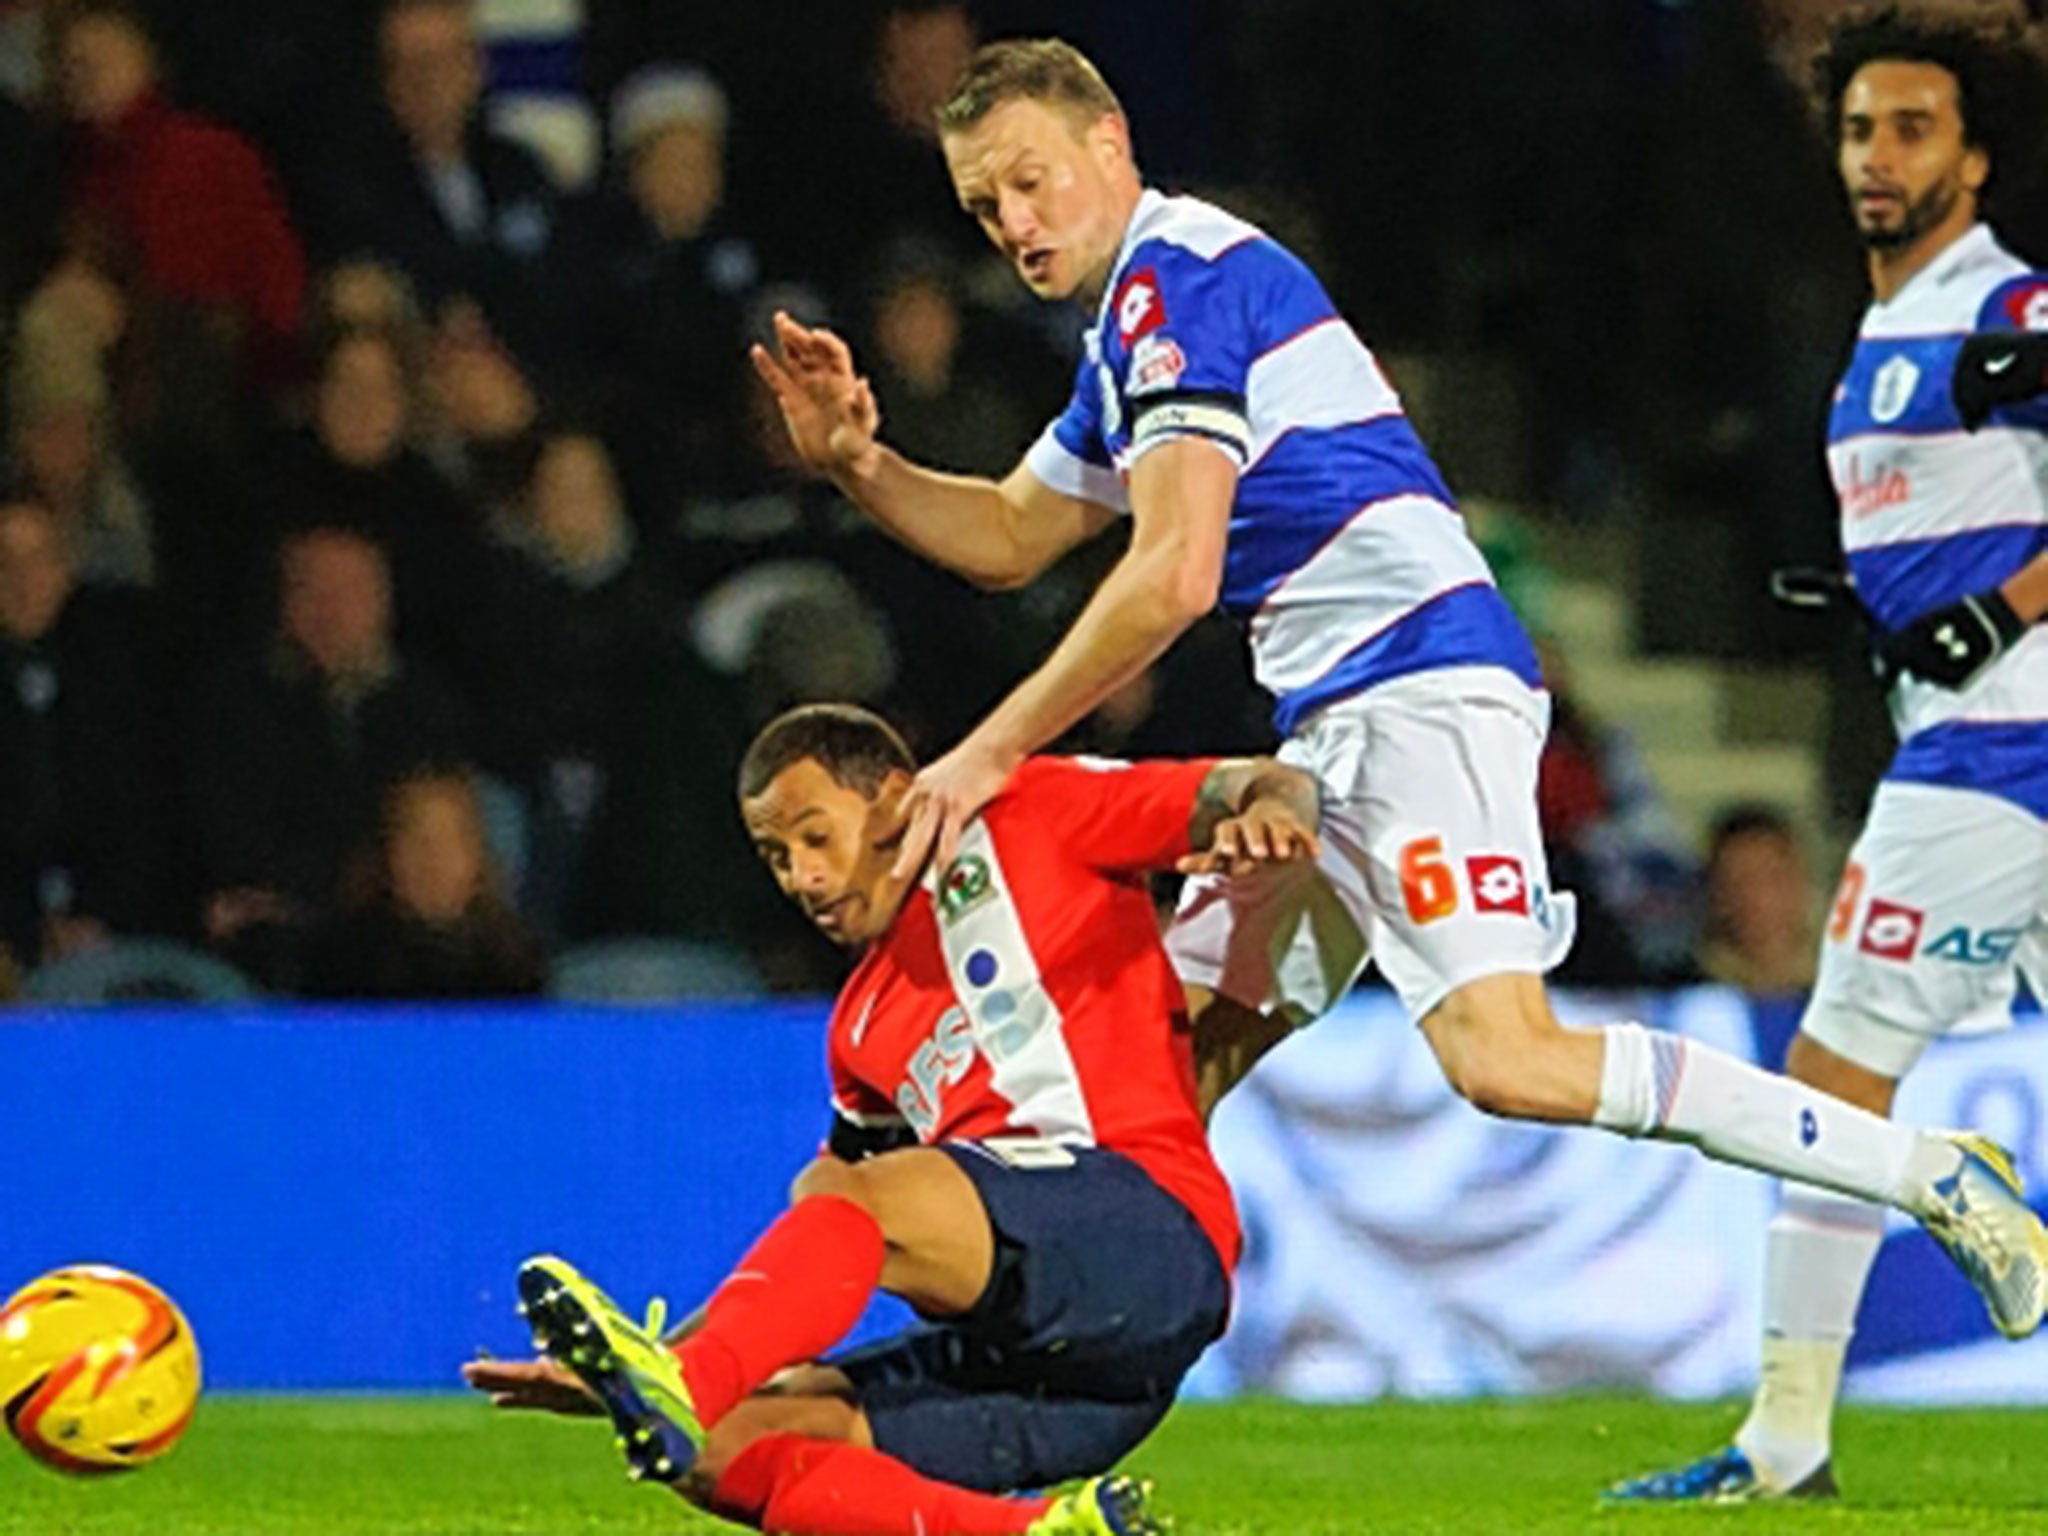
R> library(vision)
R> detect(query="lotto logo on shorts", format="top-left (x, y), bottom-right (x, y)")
top-left (1466, 855), bottom-right (1529, 915)
top-left (1857, 898), bottom-right (1925, 962)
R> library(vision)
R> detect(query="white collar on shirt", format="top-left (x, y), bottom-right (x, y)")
top-left (1871, 221), bottom-right (2002, 312)
top-left (1094, 187), bottom-right (1168, 329)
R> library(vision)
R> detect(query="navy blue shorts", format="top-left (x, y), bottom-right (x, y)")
top-left (831, 1142), bottom-right (1230, 1493)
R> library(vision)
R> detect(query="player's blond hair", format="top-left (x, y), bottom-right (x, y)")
top-left (936, 38), bottom-right (1125, 139)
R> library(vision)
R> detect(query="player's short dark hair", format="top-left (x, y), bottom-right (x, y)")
top-left (1815, 3), bottom-right (2048, 217)
top-left (935, 38), bottom-right (1124, 138)
top-left (739, 704), bottom-right (916, 801)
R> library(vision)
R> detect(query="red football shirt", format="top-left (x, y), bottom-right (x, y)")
top-left (826, 756), bottom-right (1240, 1271)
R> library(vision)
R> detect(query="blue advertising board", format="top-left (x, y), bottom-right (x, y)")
top-left (1, 1003), bottom-right (886, 1390)
top-left (5, 993), bottom-right (2043, 1398)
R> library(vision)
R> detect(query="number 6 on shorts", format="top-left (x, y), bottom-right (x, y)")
top-left (1399, 835), bottom-right (1458, 925)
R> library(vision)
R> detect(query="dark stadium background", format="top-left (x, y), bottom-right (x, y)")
top-left (5, 10), bottom-right (2048, 1521)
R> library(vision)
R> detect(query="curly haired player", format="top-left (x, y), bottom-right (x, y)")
top-left (1611, 4), bottom-right (2048, 1504)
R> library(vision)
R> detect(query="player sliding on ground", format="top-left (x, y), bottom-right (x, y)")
top-left (750, 35), bottom-right (2048, 1369)
top-left (466, 704), bottom-right (1321, 1535)
top-left (1610, 5), bottom-right (2048, 1505)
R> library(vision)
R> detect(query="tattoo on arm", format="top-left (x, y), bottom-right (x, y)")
top-left (1189, 759), bottom-right (1319, 850)
top-left (1241, 761), bottom-right (1319, 827)
top-left (1189, 763), bottom-right (1246, 852)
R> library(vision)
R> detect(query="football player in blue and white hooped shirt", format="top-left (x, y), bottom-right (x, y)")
top-left (1610, 7), bottom-right (2048, 1509)
top-left (751, 35), bottom-right (2046, 1344)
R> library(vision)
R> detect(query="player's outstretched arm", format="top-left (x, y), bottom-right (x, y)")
top-left (1179, 759), bottom-right (1321, 878)
top-left (894, 437), bottom-right (1238, 877)
top-left (750, 311), bottom-right (1111, 587)
top-left (461, 1353), bottom-right (602, 1415)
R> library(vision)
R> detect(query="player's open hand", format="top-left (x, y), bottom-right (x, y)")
top-left (1177, 801), bottom-right (1321, 878)
top-left (892, 739), bottom-right (1019, 882)
top-left (460, 1354), bottom-right (601, 1415)
top-left (749, 311), bottom-right (882, 480)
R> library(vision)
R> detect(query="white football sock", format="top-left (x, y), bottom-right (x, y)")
top-left (1732, 1185), bottom-right (1886, 1488)
top-left (1589, 1024), bottom-right (1959, 1213)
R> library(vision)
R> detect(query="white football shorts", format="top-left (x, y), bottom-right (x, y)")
top-left (1804, 779), bottom-right (2048, 1079)
top-left (1166, 666), bottom-right (1577, 1023)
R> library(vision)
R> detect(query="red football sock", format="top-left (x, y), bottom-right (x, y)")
top-left (711, 1433), bottom-right (1054, 1535)
top-left (673, 1195), bottom-right (886, 1426)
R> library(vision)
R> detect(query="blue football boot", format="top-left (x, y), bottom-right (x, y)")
top-left (1602, 1445), bottom-right (1838, 1504)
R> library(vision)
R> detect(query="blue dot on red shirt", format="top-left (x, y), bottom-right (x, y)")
top-left (966, 950), bottom-right (998, 987)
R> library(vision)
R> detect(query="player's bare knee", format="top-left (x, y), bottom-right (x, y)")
top-left (798, 1154), bottom-right (939, 1269)
top-left (1423, 979), bottom-right (1582, 1121)
top-left (790, 1155), bottom-right (865, 1208)
top-left (1784, 1029), bottom-right (1898, 1116)
top-left (814, 1155), bottom-right (903, 1236)
top-left (823, 1147), bottom-right (976, 1247)
top-left (1438, 1045), bottom-right (1554, 1120)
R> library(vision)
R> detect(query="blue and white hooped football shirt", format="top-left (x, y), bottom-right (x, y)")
top-left (1826, 223), bottom-right (2048, 818)
top-left (1023, 190), bottom-right (1540, 736)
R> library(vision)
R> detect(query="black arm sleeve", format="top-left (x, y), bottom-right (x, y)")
top-left (826, 1113), bottom-right (919, 1163)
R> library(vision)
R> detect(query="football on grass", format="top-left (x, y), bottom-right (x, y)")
top-left (0, 1265), bottom-right (201, 1474)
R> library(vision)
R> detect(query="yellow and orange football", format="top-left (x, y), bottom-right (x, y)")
top-left (0, 1265), bottom-right (201, 1474)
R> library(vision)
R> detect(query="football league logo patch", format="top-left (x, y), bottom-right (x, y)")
top-left (1466, 855), bottom-right (1530, 915)
top-left (1857, 898), bottom-right (1924, 962)
top-left (1128, 334), bottom-right (1187, 396)
top-left (1114, 268), bottom-right (1167, 343)
top-left (1870, 354), bottom-right (1920, 424)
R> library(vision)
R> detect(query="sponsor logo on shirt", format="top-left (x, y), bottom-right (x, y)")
top-left (1467, 855), bottom-right (1530, 915)
top-left (1838, 454), bottom-right (1910, 518)
top-left (1870, 354), bottom-right (1921, 425)
top-left (895, 1005), bottom-right (977, 1139)
top-left (1858, 898), bottom-right (1925, 961)
top-left (1114, 268), bottom-right (1167, 343)
top-left (1921, 925), bottom-right (2022, 966)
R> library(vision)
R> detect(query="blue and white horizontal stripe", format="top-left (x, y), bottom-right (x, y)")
top-left (1028, 190), bottom-right (1538, 730)
top-left (1825, 224), bottom-right (2048, 747)
top-left (1886, 719), bottom-right (2048, 821)
top-left (1848, 524), bottom-right (2048, 632)
top-left (1269, 582), bottom-right (1542, 736)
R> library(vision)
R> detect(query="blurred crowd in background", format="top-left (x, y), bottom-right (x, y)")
top-left (3, 0), bottom-right (2025, 1005)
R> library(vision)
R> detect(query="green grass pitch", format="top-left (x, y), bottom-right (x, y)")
top-left (3, 1395), bottom-right (2046, 1534)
